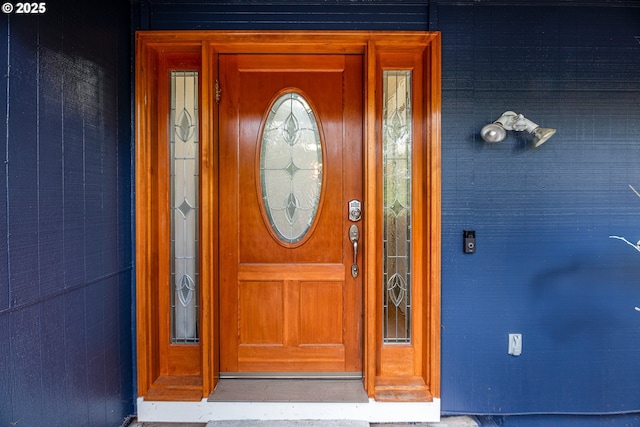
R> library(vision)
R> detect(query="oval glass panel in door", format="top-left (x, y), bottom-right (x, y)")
top-left (260, 91), bottom-right (323, 245)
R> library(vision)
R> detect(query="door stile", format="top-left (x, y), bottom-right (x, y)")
top-left (423, 36), bottom-right (443, 399)
top-left (200, 42), bottom-right (219, 396)
top-left (363, 40), bottom-right (377, 396)
top-left (134, 36), bottom-right (154, 398)
top-left (218, 53), bottom-right (241, 374)
top-left (342, 54), bottom-right (365, 374)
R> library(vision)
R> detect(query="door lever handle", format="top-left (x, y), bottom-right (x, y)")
top-left (349, 224), bottom-right (359, 278)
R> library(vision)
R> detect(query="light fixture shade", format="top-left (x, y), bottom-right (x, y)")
top-left (480, 123), bottom-right (507, 143)
top-left (531, 127), bottom-right (556, 147)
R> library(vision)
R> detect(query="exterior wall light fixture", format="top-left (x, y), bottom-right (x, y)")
top-left (480, 111), bottom-right (556, 147)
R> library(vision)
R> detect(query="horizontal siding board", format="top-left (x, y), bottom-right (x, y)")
top-left (435, 0), bottom-right (640, 6)
top-left (148, 1), bottom-right (428, 30)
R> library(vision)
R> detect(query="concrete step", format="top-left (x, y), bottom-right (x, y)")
top-left (130, 415), bottom-right (478, 427)
top-left (204, 416), bottom-right (478, 427)
top-left (207, 422), bottom-right (368, 427)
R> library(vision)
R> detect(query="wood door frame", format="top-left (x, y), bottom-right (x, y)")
top-left (135, 30), bottom-right (441, 402)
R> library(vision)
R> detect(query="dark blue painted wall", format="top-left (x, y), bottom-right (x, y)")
top-left (0, 0), bottom-right (133, 426)
top-left (136, 0), bottom-right (640, 423)
top-left (138, 0), bottom-right (429, 31)
top-left (437, 1), bottom-right (640, 420)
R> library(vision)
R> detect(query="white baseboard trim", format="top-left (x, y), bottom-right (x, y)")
top-left (136, 397), bottom-right (441, 423)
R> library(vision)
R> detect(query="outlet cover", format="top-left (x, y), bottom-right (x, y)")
top-left (508, 333), bottom-right (522, 356)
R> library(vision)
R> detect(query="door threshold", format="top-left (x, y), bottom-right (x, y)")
top-left (136, 397), bottom-right (441, 423)
top-left (209, 378), bottom-right (368, 403)
top-left (219, 372), bottom-right (363, 380)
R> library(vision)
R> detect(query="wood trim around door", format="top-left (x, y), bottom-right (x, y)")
top-left (135, 30), bottom-right (441, 402)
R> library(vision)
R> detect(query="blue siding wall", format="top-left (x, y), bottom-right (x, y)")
top-left (0, 0), bottom-right (133, 426)
top-left (438, 2), bottom-right (640, 422)
top-left (136, 1), bottom-right (640, 424)
top-left (139, 0), bottom-right (429, 31)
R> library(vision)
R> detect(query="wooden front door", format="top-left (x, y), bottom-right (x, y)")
top-left (137, 31), bottom-right (441, 402)
top-left (219, 54), bottom-right (363, 374)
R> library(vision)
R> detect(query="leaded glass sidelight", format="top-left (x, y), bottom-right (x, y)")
top-left (260, 91), bottom-right (323, 245)
top-left (382, 70), bottom-right (412, 344)
top-left (170, 71), bottom-right (199, 344)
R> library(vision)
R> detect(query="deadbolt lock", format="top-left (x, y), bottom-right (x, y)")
top-left (348, 200), bottom-right (362, 222)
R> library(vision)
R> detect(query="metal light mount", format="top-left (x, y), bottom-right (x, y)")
top-left (480, 111), bottom-right (556, 147)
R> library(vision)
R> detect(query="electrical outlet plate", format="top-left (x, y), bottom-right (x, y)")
top-left (508, 333), bottom-right (522, 356)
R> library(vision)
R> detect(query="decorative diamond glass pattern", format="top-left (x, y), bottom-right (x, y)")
top-left (260, 92), bottom-right (323, 244)
top-left (170, 71), bottom-right (199, 344)
top-left (382, 70), bottom-right (412, 344)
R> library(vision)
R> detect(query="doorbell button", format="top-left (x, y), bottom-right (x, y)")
top-left (463, 230), bottom-right (475, 254)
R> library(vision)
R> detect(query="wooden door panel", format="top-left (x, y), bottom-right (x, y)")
top-left (239, 281), bottom-right (284, 344)
top-left (299, 281), bottom-right (344, 344)
top-left (220, 53), bottom-right (363, 374)
top-left (239, 280), bottom-right (345, 346)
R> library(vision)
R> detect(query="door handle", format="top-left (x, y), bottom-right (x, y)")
top-left (349, 224), bottom-right (359, 278)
